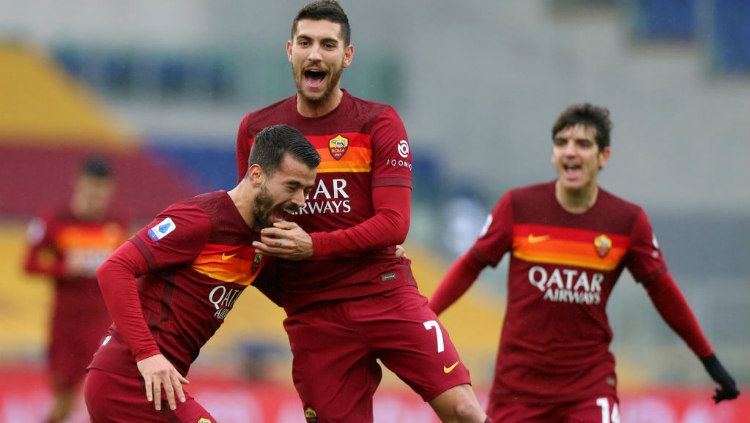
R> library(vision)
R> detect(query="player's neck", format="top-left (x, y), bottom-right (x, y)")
top-left (227, 182), bottom-right (254, 228)
top-left (296, 88), bottom-right (343, 118)
top-left (555, 180), bottom-right (598, 214)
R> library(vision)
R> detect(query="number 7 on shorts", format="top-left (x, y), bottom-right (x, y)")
top-left (423, 320), bottom-right (445, 353)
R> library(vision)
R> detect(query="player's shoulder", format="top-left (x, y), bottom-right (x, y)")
top-left (596, 186), bottom-right (644, 216)
top-left (506, 181), bottom-right (556, 204)
top-left (241, 95), bottom-right (297, 131)
top-left (182, 191), bottom-right (229, 215)
top-left (347, 91), bottom-right (398, 121)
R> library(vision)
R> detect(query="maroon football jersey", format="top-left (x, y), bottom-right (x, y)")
top-left (25, 207), bottom-right (127, 327)
top-left (89, 191), bottom-right (270, 377)
top-left (236, 90), bottom-right (416, 312)
top-left (472, 181), bottom-right (667, 402)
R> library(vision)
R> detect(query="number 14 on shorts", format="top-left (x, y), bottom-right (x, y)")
top-left (596, 397), bottom-right (620, 423)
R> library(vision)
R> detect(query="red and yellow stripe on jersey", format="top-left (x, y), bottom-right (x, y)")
top-left (192, 243), bottom-right (268, 286)
top-left (307, 132), bottom-right (372, 173)
top-left (512, 224), bottom-right (630, 271)
top-left (55, 223), bottom-right (127, 252)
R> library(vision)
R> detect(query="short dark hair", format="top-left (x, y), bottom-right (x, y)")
top-left (292, 0), bottom-right (351, 45)
top-left (551, 103), bottom-right (613, 151)
top-left (80, 156), bottom-right (112, 178)
top-left (248, 124), bottom-right (321, 175)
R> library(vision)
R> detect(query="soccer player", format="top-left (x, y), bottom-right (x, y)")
top-left (84, 125), bottom-right (319, 423)
top-left (235, 2), bottom-right (490, 422)
top-left (428, 103), bottom-right (740, 422)
top-left (24, 157), bottom-right (127, 423)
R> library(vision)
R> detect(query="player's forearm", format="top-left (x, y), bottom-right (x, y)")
top-left (645, 272), bottom-right (713, 358)
top-left (96, 243), bottom-right (161, 360)
top-left (429, 252), bottom-right (484, 315)
top-left (311, 210), bottom-right (408, 257)
top-left (311, 186), bottom-right (410, 257)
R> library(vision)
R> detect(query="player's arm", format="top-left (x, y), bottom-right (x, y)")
top-left (628, 209), bottom-right (739, 403)
top-left (430, 192), bottom-right (513, 315)
top-left (23, 214), bottom-right (67, 278)
top-left (428, 251), bottom-right (485, 315)
top-left (644, 272), bottom-right (740, 403)
top-left (96, 242), bottom-right (189, 411)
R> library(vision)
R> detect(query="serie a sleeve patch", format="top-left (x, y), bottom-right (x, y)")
top-left (147, 217), bottom-right (176, 242)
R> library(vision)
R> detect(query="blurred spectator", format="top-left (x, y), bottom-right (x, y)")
top-left (23, 156), bottom-right (127, 423)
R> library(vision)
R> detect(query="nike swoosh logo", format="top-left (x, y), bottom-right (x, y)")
top-left (443, 361), bottom-right (460, 374)
top-left (221, 253), bottom-right (236, 260)
top-left (527, 234), bottom-right (550, 244)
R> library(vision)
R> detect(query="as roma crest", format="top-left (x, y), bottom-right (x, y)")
top-left (328, 135), bottom-right (349, 160)
top-left (252, 252), bottom-right (263, 274)
top-left (594, 234), bottom-right (612, 258)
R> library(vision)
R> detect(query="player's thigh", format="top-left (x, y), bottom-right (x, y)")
top-left (358, 286), bottom-right (471, 401)
top-left (283, 304), bottom-right (381, 423)
top-left (563, 395), bottom-right (620, 423)
top-left (84, 369), bottom-right (215, 423)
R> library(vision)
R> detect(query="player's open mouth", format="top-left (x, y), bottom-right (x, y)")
top-left (303, 69), bottom-right (327, 89)
top-left (271, 204), bottom-right (299, 223)
top-left (562, 163), bottom-right (582, 177)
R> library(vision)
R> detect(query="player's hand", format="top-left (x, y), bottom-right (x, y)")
top-left (395, 245), bottom-right (407, 258)
top-left (701, 354), bottom-right (740, 403)
top-left (136, 354), bottom-right (189, 411)
top-left (253, 221), bottom-right (313, 260)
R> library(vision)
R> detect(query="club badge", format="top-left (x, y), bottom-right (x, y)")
top-left (594, 234), bottom-right (612, 258)
top-left (252, 252), bottom-right (263, 274)
top-left (328, 135), bottom-right (349, 160)
top-left (304, 407), bottom-right (318, 423)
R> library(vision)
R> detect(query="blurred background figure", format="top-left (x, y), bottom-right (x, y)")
top-left (23, 157), bottom-right (127, 423)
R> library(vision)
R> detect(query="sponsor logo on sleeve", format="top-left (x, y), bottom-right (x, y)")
top-left (397, 139), bottom-right (409, 158)
top-left (328, 135), bottom-right (349, 160)
top-left (147, 217), bottom-right (176, 242)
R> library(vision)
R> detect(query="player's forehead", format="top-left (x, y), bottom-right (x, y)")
top-left (272, 154), bottom-right (316, 184)
top-left (293, 19), bottom-right (345, 42)
top-left (554, 123), bottom-right (598, 142)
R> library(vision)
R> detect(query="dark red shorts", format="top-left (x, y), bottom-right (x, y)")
top-left (49, 310), bottom-right (111, 389)
top-left (284, 285), bottom-right (471, 423)
top-left (489, 394), bottom-right (620, 423)
top-left (84, 369), bottom-right (216, 423)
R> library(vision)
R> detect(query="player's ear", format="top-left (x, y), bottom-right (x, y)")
top-left (343, 44), bottom-right (354, 68)
top-left (598, 146), bottom-right (612, 170)
top-left (286, 40), bottom-right (293, 63)
top-left (248, 164), bottom-right (265, 187)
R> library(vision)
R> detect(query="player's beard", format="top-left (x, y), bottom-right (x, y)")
top-left (252, 184), bottom-right (300, 230)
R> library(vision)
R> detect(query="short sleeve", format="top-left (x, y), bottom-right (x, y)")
top-left (130, 203), bottom-right (212, 271)
top-left (624, 208), bottom-right (668, 283)
top-left (470, 191), bottom-right (514, 267)
top-left (370, 107), bottom-right (412, 189)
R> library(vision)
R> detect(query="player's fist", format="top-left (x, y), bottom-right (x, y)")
top-left (701, 354), bottom-right (740, 403)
